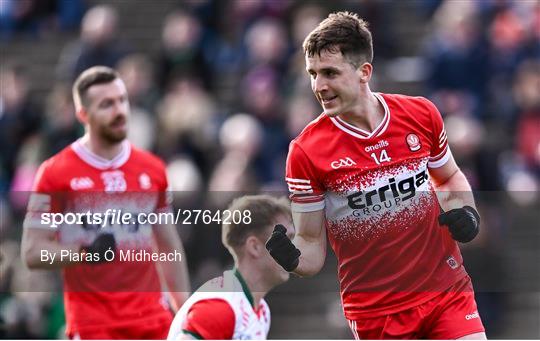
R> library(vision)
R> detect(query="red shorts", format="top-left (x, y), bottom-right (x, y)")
top-left (68, 315), bottom-right (173, 340)
top-left (347, 277), bottom-right (485, 339)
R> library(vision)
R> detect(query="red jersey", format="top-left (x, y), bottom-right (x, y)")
top-left (24, 139), bottom-right (173, 334)
top-left (286, 93), bottom-right (468, 320)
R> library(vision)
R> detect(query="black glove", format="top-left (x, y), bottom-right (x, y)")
top-left (265, 224), bottom-right (300, 272)
top-left (81, 233), bottom-right (116, 263)
top-left (438, 206), bottom-right (480, 243)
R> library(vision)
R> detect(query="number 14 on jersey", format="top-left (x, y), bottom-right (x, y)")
top-left (370, 149), bottom-right (391, 165)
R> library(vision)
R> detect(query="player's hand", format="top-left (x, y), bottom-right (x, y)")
top-left (81, 233), bottom-right (116, 263)
top-left (265, 224), bottom-right (300, 272)
top-left (438, 206), bottom-right (480, 243)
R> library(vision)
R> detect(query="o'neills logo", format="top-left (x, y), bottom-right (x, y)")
top-left (406, 133), bottom-right (421, 152)
top-left (365, 140), bottom-right (389, 152)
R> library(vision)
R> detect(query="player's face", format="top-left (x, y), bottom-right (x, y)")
top-left (85, 78), bottom-right (130, 144)
top-left (306, 50), bottom-right (363, 117)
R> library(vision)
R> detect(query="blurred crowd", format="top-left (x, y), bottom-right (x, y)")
top-left (0, 0), bottom-right (84, 40)
top-left (0, 0), bottom-right (538, 338)
top-left (421, 0), bottom-right (539, 193)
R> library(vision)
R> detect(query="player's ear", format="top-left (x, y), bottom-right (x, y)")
top-left (245, 235), bottom-right (264, 258)
top-left (75, 107), bottom-right (89, 125)
top-left (358, 62), bottom-right (372, 83)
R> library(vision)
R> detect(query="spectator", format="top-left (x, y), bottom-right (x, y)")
top-left (0, 0), bottom-right (84, 40)
top-left (513, 59), bottom-right (540, 173)
top-left (41, 84), bottom-right (82, 157)
top-left (56, 5), bottom-right (130, 81)
top-left (156, 76), bottom-right (218, 176)
top-left (244, 16), bottom-right (290, 72)
top-left (0, 63), bottom-right (42, 192)
top-left (155, 11), bottom-right (208, 92)
top-left (208, 113), bottom-right (262, 194)
top-left (117, 54), bottom-right (160, 151)
top-left (423, 0), bottom-right (488, 118)
top-left (240, 67), bottom-right (289, 184)
top-left (116, 53), bottom-right (160, 113)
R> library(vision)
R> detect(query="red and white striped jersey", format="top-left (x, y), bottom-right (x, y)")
top-left (286, 93), bottom-right (467, 319)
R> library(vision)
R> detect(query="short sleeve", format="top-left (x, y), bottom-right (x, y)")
top-left (424, 98), bottom-right (452, 168)
top-left (182, 299), bottom-right (235, 340)
top-left (285, 141), bottom-right (325, 212)
top-left (23, 159), bottom-right (64, 229)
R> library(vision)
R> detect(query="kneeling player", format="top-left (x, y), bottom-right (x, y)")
top-left (168, 195), bottom-right (293, 340)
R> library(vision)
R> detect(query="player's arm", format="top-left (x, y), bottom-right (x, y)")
top-left (22, 226), bottom-right (116, 269)
top-left (21, 227), bottom-right (81, 269)
top-left (266, 209), bottom-right (326, 277)
top-left (291, 209), bottom-right (327, 276)
top-left (429, 154), bottom-right (480, 243)
top-left (21, 163), bottom-right (83, 269)
top-left (271, 140), bottom-right (327, 275)
top-left (425, 96), bottom-right (480, 243)
top-left (22, 197), bottom-right (115, 269)
top-left (152, 223), bottom-right (191, 312)
top-left (429, 154), bottom-right (476, 210)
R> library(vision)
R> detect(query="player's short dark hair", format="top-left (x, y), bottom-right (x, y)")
top-left (72, 66), bottom-right (119, 109)
top-left (222, 195), bottom-right (291, 254)
top-left (303, 11), bottom-right (373, 68)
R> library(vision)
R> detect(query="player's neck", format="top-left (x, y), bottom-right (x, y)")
top-left (338, 91), bottom-right (384, 133)
top-left (81, 134), bottom-right (125, 161)
top-left (235, 264), bottom-right (270, 310)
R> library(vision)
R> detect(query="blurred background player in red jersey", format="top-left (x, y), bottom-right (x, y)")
top-left (168, 195), bottom-right (292, 340)
top-left (266, 12), bottom-right (487, 339)
top-left (20, 66), bottom-right (190, 339)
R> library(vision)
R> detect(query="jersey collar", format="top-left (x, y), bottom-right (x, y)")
top-left (330, 92), bottom-right (390, 139)
top-left (72, 139), bottom-right (131, 170)
top-left (233, 267), bottom-right (255, 309)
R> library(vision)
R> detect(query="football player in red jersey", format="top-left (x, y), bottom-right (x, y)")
top-left (21, 66), bottom-right (190, 339)
top-left (266, 12), bottom-right (486, 339)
